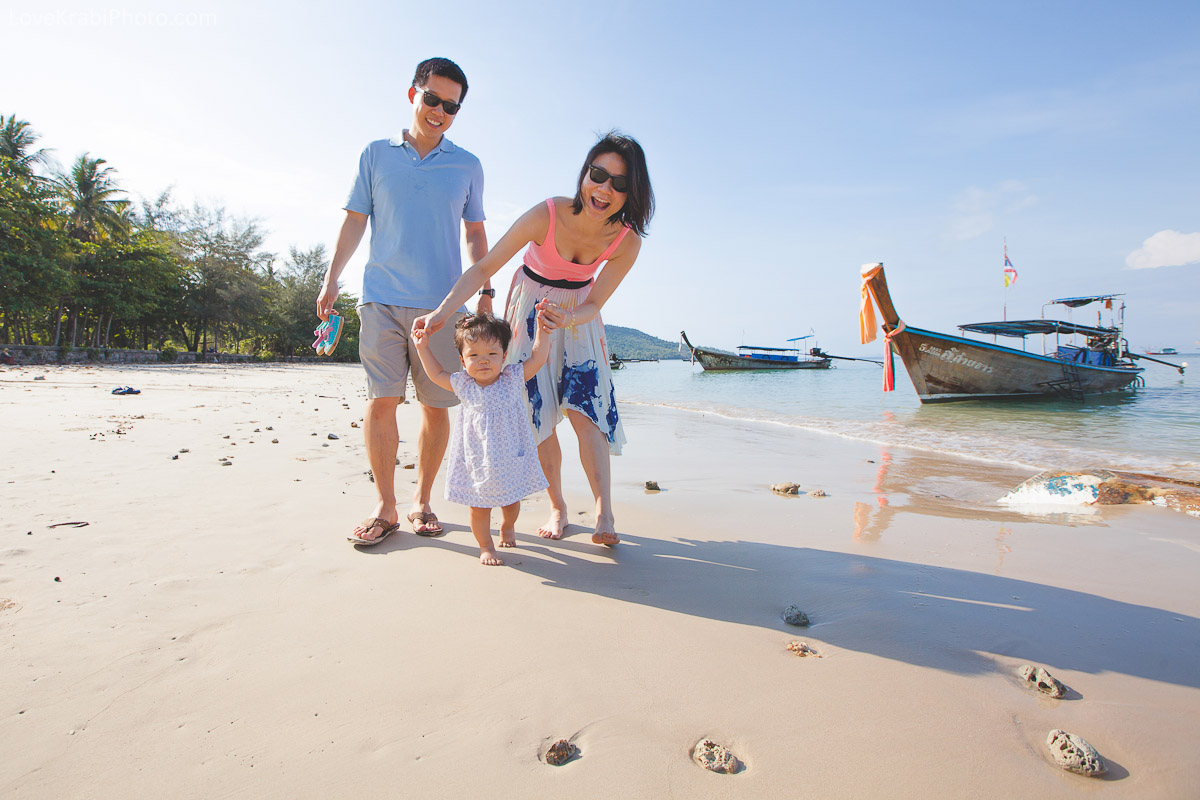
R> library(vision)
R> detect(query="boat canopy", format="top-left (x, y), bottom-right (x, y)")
top-left (737, 345), bottom-right (798, 352)
top-left (957, 319), bottom-right (1118, 338)
top-left (785, 335), bottom-right (814, 342)
top-left (1048, 294), bottom-right (1123, 308)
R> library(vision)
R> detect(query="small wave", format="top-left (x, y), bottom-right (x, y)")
top-left (624, 398), bottom-right (1200, 480)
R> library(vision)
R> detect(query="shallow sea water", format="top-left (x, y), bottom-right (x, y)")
top-left (613, 352), bottom-right (1199, 482)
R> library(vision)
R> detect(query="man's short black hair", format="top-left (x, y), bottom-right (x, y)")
top-left (412, 57), bottom-right (469, 103)
top-left (454, 313), bottom-right (511, 354)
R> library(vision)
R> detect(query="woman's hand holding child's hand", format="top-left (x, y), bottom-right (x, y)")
top-left (536, 309), bottom-right (553, 335)
top-left (411, 312), bottom-right (445, 340)
top-left (536, 299), bottom-right (570, 330)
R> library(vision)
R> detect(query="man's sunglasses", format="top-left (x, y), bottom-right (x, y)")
top-left (415, 87), bottom-right (461, 115)
top-left (587, 164), bottom-right (628, 193)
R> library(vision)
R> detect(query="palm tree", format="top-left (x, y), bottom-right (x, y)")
top-left (55, 154), bottom-right (131, 242)
top-left (0, 115), bottom-right (54, 179)
top-left (50, 154), bottom-right (132, 346)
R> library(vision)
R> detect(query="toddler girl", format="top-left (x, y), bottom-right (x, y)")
top-left (413, 311), bottom-right (551, 565)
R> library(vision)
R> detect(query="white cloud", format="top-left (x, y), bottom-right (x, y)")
top-left (1125, 230), bottom-right (1200, 270)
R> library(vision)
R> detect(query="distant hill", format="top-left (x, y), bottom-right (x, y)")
top-left (604, 325), bottom-right (685, 360)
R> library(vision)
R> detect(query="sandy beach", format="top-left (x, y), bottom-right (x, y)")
top-left (2, 363), bottom-right (1198, 798)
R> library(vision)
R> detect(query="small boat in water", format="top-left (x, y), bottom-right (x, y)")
top-left (1147, 347), bottom-right (1178, 355)
top-left (680, 331), bottom-right (832, 371)
top-left (859, 262), bottom-right (1185, 403)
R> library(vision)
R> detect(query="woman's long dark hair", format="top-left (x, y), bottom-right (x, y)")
top-left (571, 131), bottom-right (654, 237)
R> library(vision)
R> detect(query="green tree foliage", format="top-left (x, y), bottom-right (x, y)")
top-left (55, 154), bottom-right (131, 242)
top-left (604, 325), bottom-right (685, 360)
top-left (2, 114), bottom-right (361, 357)
top-left (0, 115), bottom-right (55, 179)
top-left (264, 245), bottom-right (360, 359)
top-left (167, 204), bottom-right (273, 352)
top-left (0, 160), bottom-right (71, 344)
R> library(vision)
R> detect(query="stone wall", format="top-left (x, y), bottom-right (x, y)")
top-left (0, 344), bottom-right (255, 365)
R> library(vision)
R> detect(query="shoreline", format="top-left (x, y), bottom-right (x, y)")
top-left (2, 363), bottom-right (1198, 798)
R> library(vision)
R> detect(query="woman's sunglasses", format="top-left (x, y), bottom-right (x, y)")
top-left (587, 164), bottom-right (628, 193)
top-left (415, 87), bottom-right (461, 115)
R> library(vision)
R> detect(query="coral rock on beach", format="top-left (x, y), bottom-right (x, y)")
top-left (1046, 729), bottom-right (1106, 776)
top-left (771, 482), bottom-right (801, 495)
top-left (782, 605), bottom-right (810, 627)
top-left (807, 489), bottom-right (827, 497)
top-left (693, 739), bottom-right (740, 773)
top-left (1003, 469), bottom-right (1200, 517)
top-left (644, 480), bottom-right (660, 491)
top-left (1018, 664), bottom-right (1067, 698)
top-left (787, 640), bottom-right (820, 657)
top-left (545, 739), bottom-right (577, 766)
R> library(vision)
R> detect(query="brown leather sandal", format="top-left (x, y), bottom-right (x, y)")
top-left (347, 517), bottom-right (399, 546)
top-left (407, 511), bottom-right (444, 537)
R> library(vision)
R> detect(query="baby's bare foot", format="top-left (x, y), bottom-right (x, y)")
top-left (479, 549), bottom-right (504, 566)
top-left (499, 527), bottom-right (517, 548)
top-left (537, 509), bottom-right (567, 540)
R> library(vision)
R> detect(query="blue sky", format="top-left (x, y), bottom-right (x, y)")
top-left (4, 0), bottom-right (1199, 353)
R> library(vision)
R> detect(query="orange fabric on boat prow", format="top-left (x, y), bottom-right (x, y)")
top-left (860, 262), bottom-right (884, 344)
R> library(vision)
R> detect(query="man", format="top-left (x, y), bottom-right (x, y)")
top-left (317, 57), bottom-right (494, 545)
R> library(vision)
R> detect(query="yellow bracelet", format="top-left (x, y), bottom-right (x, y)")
top-left (568, 311), bottom-right (576, 330)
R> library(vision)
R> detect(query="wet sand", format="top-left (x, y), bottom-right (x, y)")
top-left (2, 363), bottom-right (1198, 798)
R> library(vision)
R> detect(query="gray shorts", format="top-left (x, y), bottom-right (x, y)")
top-left (357, 303), bottom-right (463, 406)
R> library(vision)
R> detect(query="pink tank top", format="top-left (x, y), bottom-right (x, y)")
top-left (522, 199), bottom-right (632, 282)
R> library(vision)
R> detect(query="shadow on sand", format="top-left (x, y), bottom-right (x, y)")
top-left (367, 523), bottom-right (1199, 692)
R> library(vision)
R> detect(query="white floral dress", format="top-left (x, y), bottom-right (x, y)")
top-left (445, 363), bottom-right (548, 508)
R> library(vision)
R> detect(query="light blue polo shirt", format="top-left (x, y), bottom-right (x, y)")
top-left (345, 132), bottom-right (485, 310)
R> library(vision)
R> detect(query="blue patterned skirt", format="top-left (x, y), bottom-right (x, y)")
top-left (503, 268), bottom-right (626, 456)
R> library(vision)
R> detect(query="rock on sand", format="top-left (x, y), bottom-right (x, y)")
top-left (1046, 729), bottom-right (1106, 776)
top-left (1018, 664), bottom-right (1067, 698)
top-left (544, 739), bottom-right (577, 766)
top-left (781, 605), bottom-right (810, 627)
top-left (693, 739), bottom-right (740, 773)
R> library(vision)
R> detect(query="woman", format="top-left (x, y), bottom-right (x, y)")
top-left (413, 131), bottom-right (654, 545)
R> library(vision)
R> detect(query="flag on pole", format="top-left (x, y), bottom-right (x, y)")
top-left (1003, 247), bottom-right (1018, 288)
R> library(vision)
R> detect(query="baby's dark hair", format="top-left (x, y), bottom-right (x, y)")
top-left (454, 313), bottom-right (511, 354)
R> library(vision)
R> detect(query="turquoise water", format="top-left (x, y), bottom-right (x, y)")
top-left (613, 353), bottom-right (1199, 480)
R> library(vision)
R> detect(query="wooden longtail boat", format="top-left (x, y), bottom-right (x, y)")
top-left (858, 262), bottom-right (1187, 403)
top-left (680, 331), bottom-right (832, 371)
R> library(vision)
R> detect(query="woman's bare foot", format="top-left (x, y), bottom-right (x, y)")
top-left (592, 513), bottom-right (619, 546)
top-left (498, 526), bottom-right (517, 548)
top-left (536, 508), bottom-right (568, 540)
top-left (479, 548), bottom-right (504, 566)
